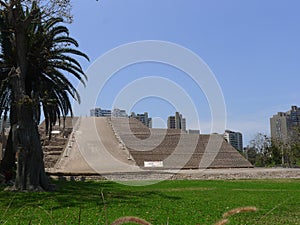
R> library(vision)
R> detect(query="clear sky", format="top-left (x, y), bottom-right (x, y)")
top-left (67, 0), bottom-right (300, 146)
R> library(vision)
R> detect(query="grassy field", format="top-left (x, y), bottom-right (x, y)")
top-left (0, 179), bottom-right (299, 225)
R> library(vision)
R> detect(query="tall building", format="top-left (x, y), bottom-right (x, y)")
top-left (90, 108), bottom-right (101, 117)
top-left (167, 116), bottom-right (176, 129)
top-left (270, 106), bottom-right (300, 144)
top-left (112, 108), bottom-right (128, 117)
top-left (181, 118), bottom-right (186, 132)
top-left (224, 130), bottom-right (243, 151)
top-left (90, 108), bottom-right (129, 118)
top-left (131, 112), bottom-right (152, 128)
top-left (167, 112), bottom-right (186, 132)
top-left (270, 112), bottom-right (289, 143)
top-left (90, 108), bottom-right (111, 117)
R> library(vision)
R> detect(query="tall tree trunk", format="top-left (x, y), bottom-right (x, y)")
top-left (14, 118), bottom-right (49, 191)
top-left (9, 67), bottom-right (49, 191)
top-left (0, 2), bottom-right (50, 191)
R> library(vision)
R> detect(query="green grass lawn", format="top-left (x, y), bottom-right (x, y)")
top-left (0, 179), bottom-right (299, 224)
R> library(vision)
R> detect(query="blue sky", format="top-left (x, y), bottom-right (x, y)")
top-left (68, 0), bottom-right (300, 146)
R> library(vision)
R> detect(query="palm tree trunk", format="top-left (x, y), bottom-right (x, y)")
top-left (0, 2), bottom-right (50, 191)
top-left (8, 67), bottom-right (49, 191)
top-left (14, 120), bottom-right (49, 191)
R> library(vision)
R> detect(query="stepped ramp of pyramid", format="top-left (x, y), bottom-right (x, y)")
top-left (110, 117), bottom-right (253, 169)
top-left (52, 117), bottom-right (138, 174)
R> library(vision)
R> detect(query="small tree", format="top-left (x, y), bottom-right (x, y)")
top-left (286, 127), bottom-right (300, 167)
top-left (243, 146), bottom-right (257, 165)
top-left (271, 127), bottom-right (300, 167)
top-left (249, 133), bottom-right (271, 167)
top-left (269, 141), bottom-right (282, 166)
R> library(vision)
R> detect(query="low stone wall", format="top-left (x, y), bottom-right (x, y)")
top-left (49, 168), bottom-right (300, 181)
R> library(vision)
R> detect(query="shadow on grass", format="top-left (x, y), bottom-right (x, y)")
top-left (0, 178), bottom-right (182, 211)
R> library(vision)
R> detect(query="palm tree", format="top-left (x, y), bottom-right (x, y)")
top-left (0, 1), bottom-right (88, 190)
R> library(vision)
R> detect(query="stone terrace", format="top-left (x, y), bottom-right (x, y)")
top-left (40, 117), bottom-right (78, 168)
top-left (110, 117), bottom-right (253, 169)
